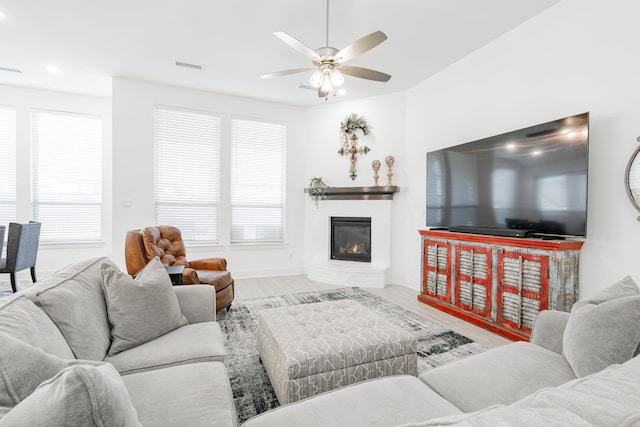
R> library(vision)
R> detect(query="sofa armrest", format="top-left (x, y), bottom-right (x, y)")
top-left (174, 285), bottom-right (217, 323)
top-left (530, 310), bottom-right (570, 354)
top-left (188, 258), bottom-right (227, 271)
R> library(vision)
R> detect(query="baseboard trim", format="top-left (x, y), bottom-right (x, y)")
top-left (232, 266), bottom-right (306, 279)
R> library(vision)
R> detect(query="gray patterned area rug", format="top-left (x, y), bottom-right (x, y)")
top-left (216, 287), bottom-right (487, 424)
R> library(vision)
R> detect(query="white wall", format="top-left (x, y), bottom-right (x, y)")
top-left (402, 0), bottom-right (640, 298)
top-left (111, 78), bottom-right (308, 277)
top-left (303, 92), bottom-right (409, 285)
top-left (0, 84), bottom-right (112, 280)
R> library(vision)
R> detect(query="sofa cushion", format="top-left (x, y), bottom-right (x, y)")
top-left (102, 257), bottom-right (188, 357)
top-left (0, 294), bottom-right (73, 359)
top-left (173, 285), bottom-right (216, 323)
top-left (122, 361), bottom-right (237, 427)
top-left (397, 355), bottom-right (640, 427)
top-left (0, 363), bottom-right (141, 426)
top-left (104, 322), bottom-right (225, 375)
top-left (26, 257), bottom-right (115, 360)
top-left (572, 275), bottom-right (638, 311)
top-left (419, 341), bottom-right (576, 412)
top-left (242, 375), bottom-right (461, 427)
top-left (529, 310), bottom-right (570, 354)
top-left (563, 295), bottom-right (640, 377)
top-left (0, 332), bottom-right (68, 418)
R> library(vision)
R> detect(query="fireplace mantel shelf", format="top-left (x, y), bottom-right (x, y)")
top-left (305, 186), bottom-right (399, 201)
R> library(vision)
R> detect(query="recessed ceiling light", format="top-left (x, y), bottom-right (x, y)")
top-left (46, 65), bottom-right (61, 73)
top-left (336, 89), bottom-right (347, 96)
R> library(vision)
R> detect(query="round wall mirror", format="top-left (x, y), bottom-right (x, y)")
top-left (625, 136), bottom-right (640, 220)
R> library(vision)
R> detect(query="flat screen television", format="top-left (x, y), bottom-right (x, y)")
top-left (426, 112), bottom-right (589, 238)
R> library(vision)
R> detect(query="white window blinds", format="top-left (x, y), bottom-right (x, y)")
top-left (31, 110), bottom-right (102, 243)
top-left (154, 107), bottom-right (221, 243)
top-left (0, 107), bottom-right (16, 225)
top-left (231, 118), bottom-right (286, 243)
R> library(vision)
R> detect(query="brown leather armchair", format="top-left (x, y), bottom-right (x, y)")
top-left (125, 225), bottom-right (234, 312)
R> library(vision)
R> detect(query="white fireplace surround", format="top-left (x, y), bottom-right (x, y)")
top-left (305, 199), bottom-right (392, 288)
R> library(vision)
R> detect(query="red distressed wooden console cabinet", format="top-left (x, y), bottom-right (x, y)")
top-left (418, 230), bottom-right (584, 341)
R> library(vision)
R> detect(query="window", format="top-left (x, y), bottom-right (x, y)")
top-left (537, 174), bottom-right (587, 211)
top-left (492, 168), bottom-right (517, 225)
top-left (492, 169), bottom-right (517, 209)
top-left (231, 118), bottom-right (286, 243)
top-left (0, 107), bottom-right (16, 225)
top-left (154, 107), bottom-right (221, 243)
top-left (426, 151), bottom-right (445, 225)
top-left (32, 110), bottom-right (102, 243)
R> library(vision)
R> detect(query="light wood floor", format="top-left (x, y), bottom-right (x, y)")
top-left (234, 275), bottom-right (511, 349)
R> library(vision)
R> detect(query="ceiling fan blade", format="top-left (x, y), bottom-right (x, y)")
top-left (260, 67), bottom-right (313, 79)
top-left (274, 32), bottom-right (321, 62)
top-left (335, 31), bottom-right (387, 63)
top-left (318, 88), bottom-right (329, 98)
top-left (297, 84), bottom-right (316, 90)
top-left (338, 66), bottom-right (391, 82)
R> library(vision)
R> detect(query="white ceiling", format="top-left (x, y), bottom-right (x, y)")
top-left (0, 0), bottom-right (560, 107)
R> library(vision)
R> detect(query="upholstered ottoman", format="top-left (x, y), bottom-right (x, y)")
top-left (256, 299), bottom-right (417, 405)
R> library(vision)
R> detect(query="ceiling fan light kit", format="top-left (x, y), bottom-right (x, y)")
top-left (261, 0), bottom-right (391, 100)
top-left (309, 64), bottom-right (344, 93)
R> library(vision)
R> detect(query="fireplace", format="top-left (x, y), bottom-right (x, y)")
top-left (330, 217), bottom-right (371, 263)
top-left (307, 196), bottom-right (394, 288)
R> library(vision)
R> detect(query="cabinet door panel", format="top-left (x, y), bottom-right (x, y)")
top-left (497, 251), bottom-right (549, 334)
top-left (423, 240), bottom-right (451, 303)
top-left (454, 245), bottom-right (491, 318)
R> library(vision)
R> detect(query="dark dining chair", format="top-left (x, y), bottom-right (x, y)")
top-left (0, 224), bottom-right (5, 265)
top-left (0, 221), bottom-right (41, 293)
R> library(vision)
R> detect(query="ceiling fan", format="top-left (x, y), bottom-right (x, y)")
top-left (260, 0), bottom-right (391, 99)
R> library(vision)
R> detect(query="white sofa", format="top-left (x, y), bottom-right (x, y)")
top-left (0, 257), bottom-right (237, 426)
top-left (243, 276), bottom-right (640, 426)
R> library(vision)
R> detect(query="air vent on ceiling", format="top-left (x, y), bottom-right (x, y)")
top-left (0, 66), bottom-right (23, 74)
top-left (175, 61), bottom-right (204, 71)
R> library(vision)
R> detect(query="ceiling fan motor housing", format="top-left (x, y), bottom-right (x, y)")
top-left (314, 46), bottom-right (339, 64)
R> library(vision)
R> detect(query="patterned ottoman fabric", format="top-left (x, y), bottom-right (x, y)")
top-left (256, 299), bottom-right (417, 405)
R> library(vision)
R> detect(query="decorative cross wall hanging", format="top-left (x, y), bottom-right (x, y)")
top-left (338, 113), bottom-right (370, 180)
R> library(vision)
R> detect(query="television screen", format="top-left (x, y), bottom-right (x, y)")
top-left (426, 112), bottom-right (589, 238)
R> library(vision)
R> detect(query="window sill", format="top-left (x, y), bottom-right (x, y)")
top-left (181, 242), bottom-right (289, 251)
top-left (40, 241), bottom-right (106, 249)
top-left (229, 242), bottom-right (288, 250)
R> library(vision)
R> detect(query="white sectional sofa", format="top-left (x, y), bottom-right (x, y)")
top-left (3, 256), bottom-right (639, 426)
top-left (0, 256), bottom-right (237, 426)
top-left (243, 276), bottom-right (640, 426)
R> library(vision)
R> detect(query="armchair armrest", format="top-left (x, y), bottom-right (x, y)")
top-left (173, 285), bottom-right (217, 323)
top-left (182, 267), bottom-right (200, 284)
top-left (530, 310), bottom-right (571, 354)
top-left (188, 257), bottom-right (227, 271)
